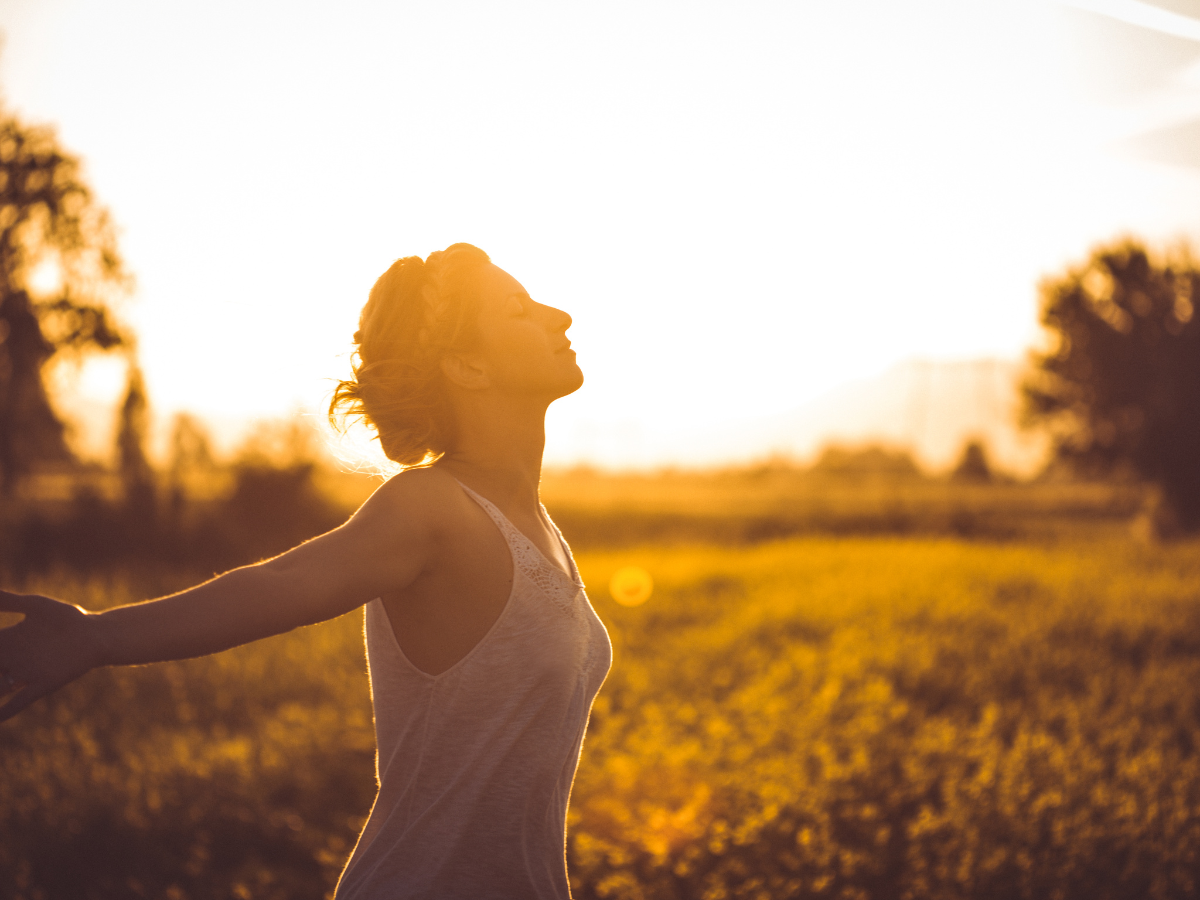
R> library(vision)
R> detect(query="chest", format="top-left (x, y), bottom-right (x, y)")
top-left (378, 498), bottom-right (589, 678)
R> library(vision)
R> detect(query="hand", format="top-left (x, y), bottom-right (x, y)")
top-left (0, 591), bottom-right (106, 723)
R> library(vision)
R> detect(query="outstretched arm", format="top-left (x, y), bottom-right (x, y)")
top-left (0, 472), bottom-right (442, 722)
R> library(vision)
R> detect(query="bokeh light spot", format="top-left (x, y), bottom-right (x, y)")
top-left (609, 566), bottom-right (653, 607)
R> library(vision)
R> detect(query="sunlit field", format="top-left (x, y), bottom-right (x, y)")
top-left (539, 466), bottom-right (1146, 545)
top-left (4, 531), bottom-right (1199, 900)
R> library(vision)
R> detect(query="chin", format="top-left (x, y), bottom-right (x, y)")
top-left (556, 366), bottom-right (584, 398)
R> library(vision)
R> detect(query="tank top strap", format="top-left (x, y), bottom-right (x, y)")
top-left (454, 479), bottom-right (522, 545)
top-left (453, 478), bottom-right (584, 616)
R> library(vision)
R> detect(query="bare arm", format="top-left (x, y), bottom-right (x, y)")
top-left (0, 471), bottom-right (445, 721)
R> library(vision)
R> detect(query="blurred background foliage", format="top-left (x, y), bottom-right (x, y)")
top-left (0, 101), bottom-right (129, 499)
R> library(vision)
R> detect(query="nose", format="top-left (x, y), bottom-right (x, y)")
top-left (541, 302), bottom-right (572, 332)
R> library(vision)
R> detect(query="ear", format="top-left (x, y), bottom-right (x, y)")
top-left (440, 352), bottom-right (490, 391)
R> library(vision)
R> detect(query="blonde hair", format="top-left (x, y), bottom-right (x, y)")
top-left (329, 243), bottom-right (492, 468)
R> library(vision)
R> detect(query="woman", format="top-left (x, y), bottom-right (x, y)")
top-left (0, 243), bottom-right (612, 899)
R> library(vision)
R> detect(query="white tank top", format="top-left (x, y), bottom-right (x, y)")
top-left (335, 481), bottom-right (612, 899)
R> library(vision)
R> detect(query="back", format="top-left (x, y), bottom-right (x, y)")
top-left (335, 482), bottom-right (611, 899)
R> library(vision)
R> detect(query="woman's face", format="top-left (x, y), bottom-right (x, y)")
top-left (463, 263), bottom-right (583, 401)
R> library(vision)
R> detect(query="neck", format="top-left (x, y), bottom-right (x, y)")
top-left (437, 394), bottom-right (549, 510)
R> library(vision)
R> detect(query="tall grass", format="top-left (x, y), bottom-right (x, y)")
top-left (3, 536), bottom-right (1199, 899)
top-left (1, 570), bottom-right (375, 900)
top-left (569, 537), bottom-right (1200, 899)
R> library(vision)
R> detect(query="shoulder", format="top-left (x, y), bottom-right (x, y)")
top-left (351, 466), bottom-right (471, 541)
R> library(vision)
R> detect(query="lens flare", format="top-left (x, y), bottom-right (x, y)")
top-left (609, 566), bottom-right (653, 607)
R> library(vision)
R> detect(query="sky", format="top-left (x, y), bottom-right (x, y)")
top-left (1, 0), bottom-right (1199, 468)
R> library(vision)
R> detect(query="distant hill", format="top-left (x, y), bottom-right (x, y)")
top-left (549, 358), bottom-right (1050, 476)
top-left (740, 358), bottom-right (1050, 476)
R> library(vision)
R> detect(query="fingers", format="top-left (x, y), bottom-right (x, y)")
top-left (0, 592), bottom-right (86, 626)
top-left (0, 590), bottom-right (29, 613)
top-left (0, 591), bottom-right (93, 724)
top-left (0, 591), bottom-right (48, 614)
top-left (0, 682), bottom-right (50, 724)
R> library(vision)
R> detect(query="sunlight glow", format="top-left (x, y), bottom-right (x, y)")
top-left (610, 567), bottom-right (654, 608)
top-left (2, 0), bottom-right (1199, 468)
top-left (26, 258), bottom-right (61, 300)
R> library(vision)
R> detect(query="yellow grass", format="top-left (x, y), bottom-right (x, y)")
top-left (3, 534), bottom-right (1198, 899)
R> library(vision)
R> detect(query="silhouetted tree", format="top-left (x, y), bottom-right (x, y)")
top-left (1023, 238), bottom-right (1200, 528)
top-left (0, 105), bottom-right (130, 496)
top-left (951, 440), bottom-right (992, 483)
top-left (168, 413), bottom-right (215, 487)
top-left (165, 412), bottom-right (216, 513)
top-left (116, 360), bottom-right (155, 522)
top-left (220, 419), bottom-right (345, 564)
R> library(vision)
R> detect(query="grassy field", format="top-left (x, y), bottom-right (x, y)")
top-left (311, 463), bottom-right (1150, 548)
top-left (3, 532), bottom-right (1199, 899)
top-left (539, 467), bottom-right (1147, 545)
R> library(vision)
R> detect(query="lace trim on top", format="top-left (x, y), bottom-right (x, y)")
top-left (457, 482), bottom-right (584, 617)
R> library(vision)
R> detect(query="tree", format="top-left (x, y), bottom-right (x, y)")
top-left (1023, 238), bottom-right (1200, 528)
top-left (951, 439), bottom-right (992, 483)
top-left (0, 104), bottom-right (130, 496)
top-left (167, 412), bottom-right (216, 499)
top-left (115, 360), bottom-right (154, 512)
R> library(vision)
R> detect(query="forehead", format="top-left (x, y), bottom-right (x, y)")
top-left (476, 263), bottom-right (529, 302)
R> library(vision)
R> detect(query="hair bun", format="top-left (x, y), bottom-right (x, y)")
top-left (329, 243), bottom-right (491, 469)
